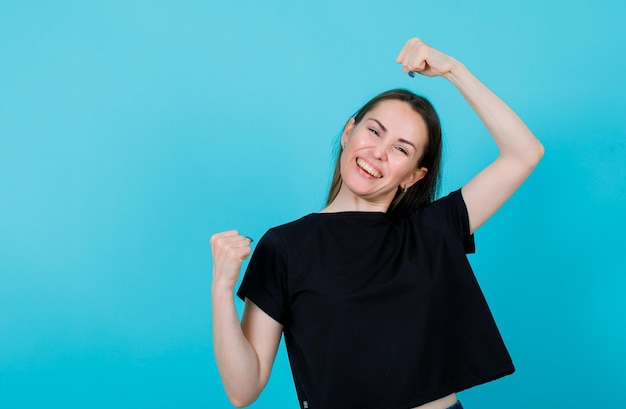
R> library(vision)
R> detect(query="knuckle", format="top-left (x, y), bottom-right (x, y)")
top-left (225, 247), bottom-right (240, 258)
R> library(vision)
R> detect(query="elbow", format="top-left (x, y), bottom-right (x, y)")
top-left (230, 400), bottom-right (252, 408)
top-left (228, 395), bottom-right (256, 408)
top-left (536, 138), bottom-right (545, 159)
top-left (521, 139), bottom-right (545, 169)
top-left (504, 139), bottom-right (544, 173)
top-left (532, 139), bottom-right (545, 166)
top-left (225, 387), bottom-right (262, 408)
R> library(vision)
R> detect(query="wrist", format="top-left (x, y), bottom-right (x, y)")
top-left (443, 58), bottom-right (470, 86)
top-left (212, 279), bottom-right (237, 297)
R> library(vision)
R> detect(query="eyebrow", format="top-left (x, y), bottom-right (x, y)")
top-left (366, 117), bottom-right (417, 150)
top-left (367, 118), bottom-right (387, 132)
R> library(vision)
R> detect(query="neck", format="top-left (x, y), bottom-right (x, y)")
top-left (321, 186), bottom-right (391, 213)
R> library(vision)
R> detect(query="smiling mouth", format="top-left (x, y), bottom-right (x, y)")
top-left (356, 158), bottom-right (382, 178)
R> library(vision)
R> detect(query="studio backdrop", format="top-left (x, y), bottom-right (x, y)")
top-left (1, 1), bottom-right (625, 408)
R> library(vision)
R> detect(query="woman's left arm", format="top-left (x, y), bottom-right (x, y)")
top-left (397, 38), bottom-right (545, 233)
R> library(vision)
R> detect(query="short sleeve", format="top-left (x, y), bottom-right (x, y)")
top-left (418, 189), bottom-right (475, 254)
top-left (236, 229), bottom-right (289, 325)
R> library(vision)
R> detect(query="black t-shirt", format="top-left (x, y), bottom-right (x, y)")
top-left (237, 189), bottom-right (514, 409)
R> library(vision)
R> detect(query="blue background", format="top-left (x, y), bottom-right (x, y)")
top-left (1, 1), bottom-right (625, 408)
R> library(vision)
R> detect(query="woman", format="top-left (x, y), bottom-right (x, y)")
top-left (211, 38), bottom-right (544, 409)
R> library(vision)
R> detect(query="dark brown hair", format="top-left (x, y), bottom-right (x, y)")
top-left (326, 89), bottom-right (443, 215)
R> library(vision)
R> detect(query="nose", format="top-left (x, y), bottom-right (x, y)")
top-left (372, 140), bottom-right (388, 160)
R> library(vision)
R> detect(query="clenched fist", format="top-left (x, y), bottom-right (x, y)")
top-left (210, 230), bottom-right (253, 291)
top-left (396, 37), bottom-right (458, 78)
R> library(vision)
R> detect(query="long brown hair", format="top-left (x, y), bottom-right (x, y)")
top-left (326, 89), bottom-right (443, 215)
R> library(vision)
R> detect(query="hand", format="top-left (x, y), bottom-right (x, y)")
top-left (210, 230), bottom-right (253, 290)
top-left (396, 38), bottom-right (457, 78)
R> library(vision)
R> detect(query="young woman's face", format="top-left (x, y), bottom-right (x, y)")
top-left (340, 99), bottom-right (429, 207)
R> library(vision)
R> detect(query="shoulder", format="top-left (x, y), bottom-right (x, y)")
top-left (265, 213), bottom-right (319, 239)
top-left (254, 214), bottom-right (320, 253)
top-left (418, 189), bottom-right (467, 220)
top-left (412, 189), bottom-right (475, 253)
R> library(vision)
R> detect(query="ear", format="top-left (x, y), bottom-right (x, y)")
top-left (404, 167), bottom-right (428, 189)
top-left (341, 118), bottom-right (356, 147)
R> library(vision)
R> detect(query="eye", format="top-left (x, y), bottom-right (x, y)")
top-left (395, 146), bottom-right (409, 155)
top-left (368, 128), bottom-right (380, 136)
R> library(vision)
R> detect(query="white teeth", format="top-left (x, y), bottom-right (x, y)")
top-left (357, 158), bottom-right (382, 178)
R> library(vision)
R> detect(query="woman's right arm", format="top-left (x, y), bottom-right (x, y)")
top-left (211, 230), bottom-right (283, 407)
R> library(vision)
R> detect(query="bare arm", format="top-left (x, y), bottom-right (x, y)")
top-left (211, 231), bottom-right (283, 407)
top-left (397, 38), bottom-right (544, 233)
